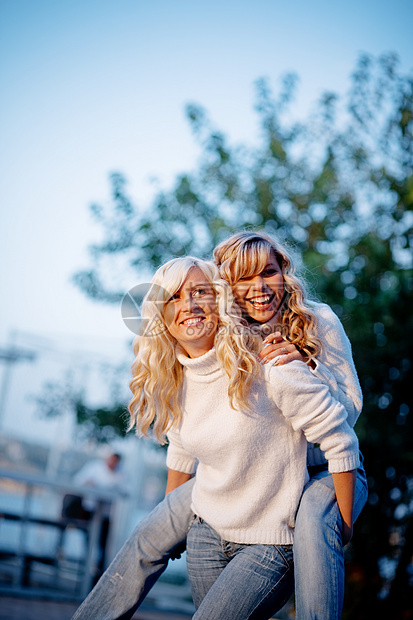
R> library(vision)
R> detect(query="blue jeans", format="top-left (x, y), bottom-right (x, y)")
top-left (187, 516), bottom-right (294, 620)
top-left (72, 463), bottom-right (367, 620)
top-left (294, 463), bottom-right (368, 620)
top-left (71, 479), bottom-right (194, 620)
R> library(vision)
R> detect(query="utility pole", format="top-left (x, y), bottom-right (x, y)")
top-left (0, 331), bottom-right (37, 431)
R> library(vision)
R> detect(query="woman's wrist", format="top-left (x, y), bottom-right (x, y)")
top-left (293, 344), bottom-right (316, 369)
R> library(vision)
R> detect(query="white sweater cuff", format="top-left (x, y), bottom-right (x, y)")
top-left (328, 453), bottom-right (360, 473)
top-left (166, 454), bottom-right (197, 474)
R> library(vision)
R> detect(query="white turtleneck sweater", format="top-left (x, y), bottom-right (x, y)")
top-left (166, 345), bottom-right (360, 546)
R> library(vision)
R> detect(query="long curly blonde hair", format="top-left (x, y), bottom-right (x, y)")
top-left (213, 231), bottom-right (321, 361)
top-left (128, 257), bottom-right (261, 443)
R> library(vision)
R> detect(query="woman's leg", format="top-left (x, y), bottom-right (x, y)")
top-left (293, 465), bottom-right (368, 620)
top-left (187, 518), bottom-right (294, 620)
top-left (71, 478), bottom-right (195, 620)
top-left (186, 517), bottom-right (229, 607)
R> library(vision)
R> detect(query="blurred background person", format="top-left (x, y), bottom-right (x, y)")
top-left (63, 452), bottom-right (125, 582)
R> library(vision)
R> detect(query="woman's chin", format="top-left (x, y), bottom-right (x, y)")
top-left (247, 309), bottom-right (277, 324)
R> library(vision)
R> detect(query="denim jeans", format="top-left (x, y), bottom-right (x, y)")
top-left (71, 479), bottom-right (194, 620)
top-left (187, 517), bottom-right (294, 620)
top-left (293, 463), bottom-right (368, 620)
top-left (72, 462), bottom-right (367, 620)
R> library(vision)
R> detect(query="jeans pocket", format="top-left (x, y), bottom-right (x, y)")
top-left (277, 544), bottom-right (294, 568)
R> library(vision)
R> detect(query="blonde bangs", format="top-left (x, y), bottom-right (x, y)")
top-left (232, 241), bottom-right (273, 283)
top-left (152, 257), bottom-right (210, 305)
top-left (218, 240), bottom-right (280, 286)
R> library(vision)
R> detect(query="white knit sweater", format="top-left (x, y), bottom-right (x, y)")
top-left (166, 347), bottom-right (360, 545)
top-left (305, 303), bottom-right (362, 467)
top-left (255, 301), bottom-right (362, 467)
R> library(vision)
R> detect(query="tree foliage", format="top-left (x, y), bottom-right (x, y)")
top-left (70, 52), bottom-right (412, 618)
top-left (35, 374), bottom-right (129, 442)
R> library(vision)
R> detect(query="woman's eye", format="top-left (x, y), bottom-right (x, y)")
top-left (192, 289), bottom-right (206, 297)
top-left (262, 268), bottom-right (278, 277)
top-left (166, 293), bottom-right (180, 303)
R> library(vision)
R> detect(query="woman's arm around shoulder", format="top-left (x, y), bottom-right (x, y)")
top-left (266, 360), bottom-right (360, 473)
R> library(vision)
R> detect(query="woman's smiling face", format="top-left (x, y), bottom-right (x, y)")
top-left (163, 266), bottom-right (219, 357)
top-left (232, 251), bottom-right (284, 324)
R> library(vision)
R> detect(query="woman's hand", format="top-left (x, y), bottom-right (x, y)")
top-left (260, 332), bottom-right (306, 365)
top-left (341, 522), bottom-right (354, 547)
top-left (332, 470), bottom-right (356, 546)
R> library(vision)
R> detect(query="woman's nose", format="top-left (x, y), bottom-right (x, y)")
top-left (183, 293), bottom-right (201, 311)
top-left (250, 275), bottom-right (266, 288)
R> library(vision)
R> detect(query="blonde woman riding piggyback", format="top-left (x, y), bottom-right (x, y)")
top-left (213, 232), bottom-right (368, 619)
top-left (71, 232), bottom-right (367, 620)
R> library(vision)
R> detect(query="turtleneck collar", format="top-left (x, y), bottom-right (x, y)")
top-left (246, 313), bottom-right (283, 339)
top-left (176, 346), bottom-right (222, 376)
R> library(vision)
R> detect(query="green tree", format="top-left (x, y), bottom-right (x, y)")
top-left (35, 365), bottom-right (130, 442)
top-left (69, 52), bottom-right (412, 618)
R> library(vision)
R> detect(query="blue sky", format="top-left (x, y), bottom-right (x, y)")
top-left (0, 0), bottom-right (412, 443)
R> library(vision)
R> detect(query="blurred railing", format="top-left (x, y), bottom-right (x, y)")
top-left (0, 467), bottom-right (128, 600)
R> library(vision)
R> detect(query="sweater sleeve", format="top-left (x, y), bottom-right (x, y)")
top-left (166, 427), bottom-right (198, 475)
top-left (268, 362), bottom-right (360, 473)
top-left (311, 303), bottom-right (362, 428)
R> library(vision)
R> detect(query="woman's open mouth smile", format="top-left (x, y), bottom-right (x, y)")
top-left (180, 316), bottom-right (206, 326)
top-left (246, 294), bottom-right (276, 311)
